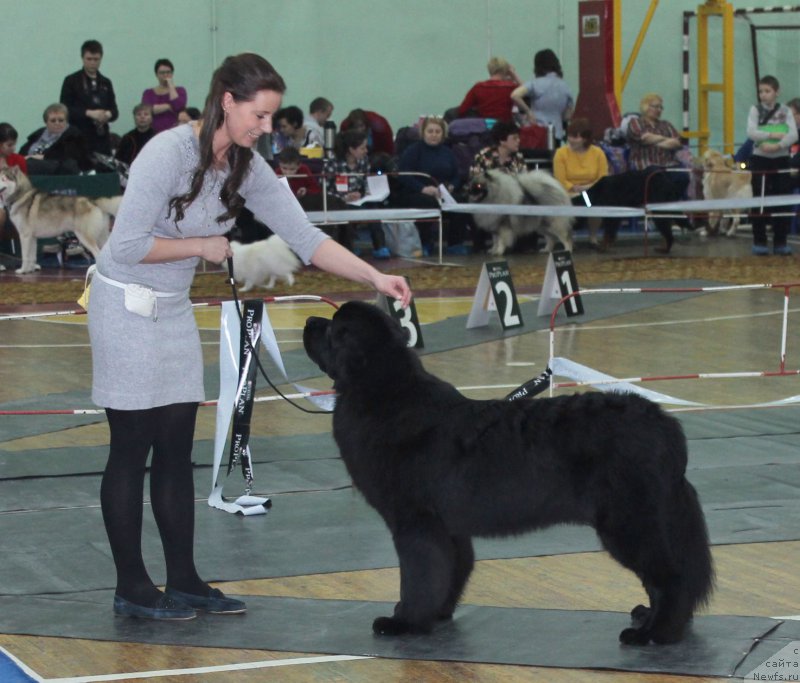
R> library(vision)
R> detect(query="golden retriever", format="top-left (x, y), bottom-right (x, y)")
top-left (701, 149), bottom-right (752, 237)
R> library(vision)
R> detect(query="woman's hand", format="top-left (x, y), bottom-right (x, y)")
top-left (345, 191), bottom-right (362, 202)
top-left (760, 142), bottom-right (782, 154)
top-left (421, 185), bottom-right (440, 198)
top-left (373, 273), bottom-right (412, 308)
top-left (198, 235), bottom-right (232, 264)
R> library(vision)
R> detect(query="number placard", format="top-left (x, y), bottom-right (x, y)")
top-left (376, 278), bottom-right (423, 348)
top-left (537, 250), bottom-right (584, 317)
top-left (467, 261), bottom-right (524, 330)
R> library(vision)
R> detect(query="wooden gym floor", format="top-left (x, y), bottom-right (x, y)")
top-left (1, 231), bottom-right (800, 682)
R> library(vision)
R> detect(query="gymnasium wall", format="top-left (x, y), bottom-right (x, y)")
top-left (2, 0), bottom-right (792, 149)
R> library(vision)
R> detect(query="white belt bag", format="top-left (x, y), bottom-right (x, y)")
top-left (89, 266), bottom-right (186, 321)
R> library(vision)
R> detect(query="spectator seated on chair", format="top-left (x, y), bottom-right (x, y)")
top-left (340, 108), bottom-right (394, 156)
top-left (275, 146), bottom-right (325, 212)
top-left (322, 130), bottom-right (389, 258)
top-left (275, 105), bottom-right (322, 150)
top-left (394, 116), bottom-right (468, 255)
top-left (177, 107), bottom-right (201, 125)
top-left (115, 103), bottom-right (156, 166)
top-left (552, 118), bottom-right (609, 249)
top-left (20, 103), bottom-right (93, 175)
top-left (0, 122), bottom-right (27, 174)
top-left (304, 97), bottom-right (334, 141)
top-left (625, 92), bottom-right (691, 253)
top-left (470, 121), bottom-right (526, 177)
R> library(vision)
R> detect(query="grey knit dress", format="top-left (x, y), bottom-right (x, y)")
top-left (88, 124), bottom-right (329, 410)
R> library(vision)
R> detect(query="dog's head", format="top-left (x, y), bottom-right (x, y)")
top-left (0, 166), bottom-right (22, 206)
top-left (466, 171), bottom-right (492, 203)
top-left (702, 149), bottom-right (734, 172)
top-left (303, 301), bottom-right (413, 392)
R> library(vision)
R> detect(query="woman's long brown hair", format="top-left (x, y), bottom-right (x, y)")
top-left (169, 53), bottom-right (286, 225)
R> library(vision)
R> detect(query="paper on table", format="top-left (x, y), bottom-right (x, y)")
top-left (347, 174), bottom-right (391, 206)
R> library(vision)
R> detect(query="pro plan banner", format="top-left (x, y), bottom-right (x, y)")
top-left (210, 300), bottom-right (272, 516)
top-left (210, 298), bottom-right (335, 515)
top-left (226, 299), bottom-right (263, 490)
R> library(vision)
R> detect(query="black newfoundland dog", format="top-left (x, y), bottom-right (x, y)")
top-left (303, 301), bottom-right (714, 645)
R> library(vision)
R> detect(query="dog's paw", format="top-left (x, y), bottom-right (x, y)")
top-left (372, 616), bottom-right (412, 636)
top-left (619, 626), bottom-right (652, 646)
top-left (15, 265), bottom-right (38, 274)
top-left (630, 604), bottom-right (651, 625)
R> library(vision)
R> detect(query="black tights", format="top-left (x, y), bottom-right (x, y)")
top-left (101, 402), bottom-right (208, 606)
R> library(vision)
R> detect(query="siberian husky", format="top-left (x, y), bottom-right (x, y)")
top-left (0, 166), bottom-right (121, 274)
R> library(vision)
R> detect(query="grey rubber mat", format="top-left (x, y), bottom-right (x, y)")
top-left (0, 591), bottom-right (785, 678)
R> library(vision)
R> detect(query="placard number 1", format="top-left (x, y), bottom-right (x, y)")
top-left (560, 270), bottom-right (579, 315)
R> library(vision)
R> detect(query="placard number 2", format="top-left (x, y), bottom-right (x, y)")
top-left (494, 281), bottom-right (521, 327)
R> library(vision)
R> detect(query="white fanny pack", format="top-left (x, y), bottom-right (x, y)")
top-left (88, 265), bottom-right (186, 321)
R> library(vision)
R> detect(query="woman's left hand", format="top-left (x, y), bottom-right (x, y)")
top-left (374, 273), bottom-right (412, 308)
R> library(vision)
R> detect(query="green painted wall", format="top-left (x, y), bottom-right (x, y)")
top-left (2, 1), bottom-right (796, 149)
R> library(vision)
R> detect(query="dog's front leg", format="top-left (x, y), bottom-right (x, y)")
top-left (16, 233), bottom-right (40, 274)
top-left (373, 521), bottom-right (455, 636)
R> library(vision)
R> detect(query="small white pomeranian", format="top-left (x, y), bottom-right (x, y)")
top-left (229, 237), bottom-right (301, 292)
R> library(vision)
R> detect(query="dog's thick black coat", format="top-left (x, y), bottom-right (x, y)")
top-left (303, 301), bottom-right (714, 645)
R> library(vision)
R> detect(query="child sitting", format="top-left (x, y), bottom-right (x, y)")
top-left (275, 147), bottom-right (320, 200)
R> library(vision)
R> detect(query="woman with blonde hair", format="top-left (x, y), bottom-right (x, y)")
top-left (627, 93), bottom-right (683, 171)
top-left (397, 115), bottom-right (467, 254)
top-left (626, 93), bottom-right (689, 253)
top-left (457, 56), bottom-right (520, 122)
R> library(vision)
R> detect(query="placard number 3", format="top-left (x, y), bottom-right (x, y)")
top-left (392, 300), bottom-right (418, 347)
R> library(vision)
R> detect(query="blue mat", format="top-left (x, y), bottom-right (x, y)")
top-left (0, 649), bottom-right (38, 683)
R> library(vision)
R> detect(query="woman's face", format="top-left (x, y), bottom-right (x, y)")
top-left (156, 64), bottom-right (173, 87)
top-left (45, 111), bottom-right (68, 136)
top-left (567, 133), bottom-right (586, 151)
top-left (499, 133), bottom-right (520, 153)
top-left (349, 141), bottom-right (369, 160)
top-left (177, 111), bottom-right (192, 125)
top-left (221, 89), bottom-right (282, 148)
top-left (423, 122), bottom-right (445, 146)
top-left (644, 99), bottom-right (663, 120)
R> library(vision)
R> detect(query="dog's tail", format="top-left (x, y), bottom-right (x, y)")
top-left (670, 476), bottom-right (715, 612)
top-left (93, 196), bottom-right (123, 217)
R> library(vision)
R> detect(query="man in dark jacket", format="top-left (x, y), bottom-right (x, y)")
top-left (60, 39), bottom-right (118, 155)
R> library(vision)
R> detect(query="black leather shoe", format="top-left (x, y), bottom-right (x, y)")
top-left (165, 587), bottom-right (246, 614)
top-left (113, 594), bottom-right (196, 620)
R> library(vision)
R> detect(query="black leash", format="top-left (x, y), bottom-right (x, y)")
top-left (226, 257), bottom-right (332, 415)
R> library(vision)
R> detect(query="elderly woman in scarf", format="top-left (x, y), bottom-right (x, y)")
top-left (20, 103), bottom-right (92, 174)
